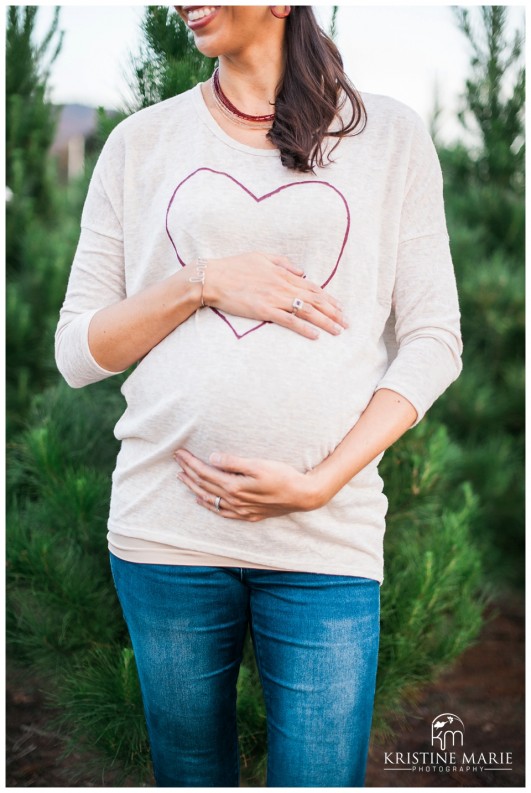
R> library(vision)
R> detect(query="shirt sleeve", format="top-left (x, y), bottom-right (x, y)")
top-left (375, 115), bottom-right (463, 425)
top-left (55, 126), bottom-right (128, 388)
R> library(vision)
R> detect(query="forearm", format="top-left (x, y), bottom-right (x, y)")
top-left (88, 268), bottom-right (202, 372)
top-left (310, 388), bottom-right (418, 504)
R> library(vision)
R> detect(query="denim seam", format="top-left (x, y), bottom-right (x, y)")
top-left (248, 611), bottom-right (272, 785)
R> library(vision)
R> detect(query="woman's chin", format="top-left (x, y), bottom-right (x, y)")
top-left (193, 40), bottom-right (221, 59)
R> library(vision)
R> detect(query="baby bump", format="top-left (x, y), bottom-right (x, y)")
top-left (114, 315), bottom-right (386, 471)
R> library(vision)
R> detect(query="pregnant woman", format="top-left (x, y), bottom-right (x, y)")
top-left (55, 5), bottom-right (462, 788)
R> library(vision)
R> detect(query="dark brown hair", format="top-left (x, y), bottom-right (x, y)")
top-left (268, 7), bottom-right (366, 173)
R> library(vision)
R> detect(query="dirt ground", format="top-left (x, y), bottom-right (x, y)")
top-left (6, 591), bottom-right (524, 788)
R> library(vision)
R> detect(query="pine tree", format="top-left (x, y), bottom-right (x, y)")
top-left (5, 7), bottom-right (74, 434)
top-left (126, 6), bottom-right (215, 110)
top-left (455, 6), bottom-right (524, 192)
top-left (6, 5), bottom-right (63, 321)
top-left (329, 7), bottom-right (339, 41)
top-left (432, 6), bottom-right (525, 582)
top-left (6, 6), bottom-right (63, 262)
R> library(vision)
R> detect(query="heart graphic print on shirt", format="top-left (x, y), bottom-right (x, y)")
top-left (165, 167), bottom-right (351, 339)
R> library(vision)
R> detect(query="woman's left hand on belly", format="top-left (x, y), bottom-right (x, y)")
top-left (173, 449), bottom-right (328, 521)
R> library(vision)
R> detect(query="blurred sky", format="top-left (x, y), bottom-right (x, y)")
top-left (31, 3), bottom-right (526, 145)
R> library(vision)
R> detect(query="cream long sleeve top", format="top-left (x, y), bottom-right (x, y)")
top-left (55, 84), bottom-right (462, 584)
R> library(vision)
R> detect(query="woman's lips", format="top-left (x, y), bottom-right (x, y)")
top-left (184, 6), bottom-right (220, 31)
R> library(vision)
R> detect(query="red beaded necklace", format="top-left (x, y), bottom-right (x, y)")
top-left (211, 67), bottom-right (275, 129)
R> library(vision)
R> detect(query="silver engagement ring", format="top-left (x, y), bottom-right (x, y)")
top-left (291, 297), bottom-right (304, 314)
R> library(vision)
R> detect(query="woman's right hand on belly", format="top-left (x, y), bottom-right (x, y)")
top-left (202, 252), bottom-right (349, 339)
top-left (85, 251), bottom-right (349, 376)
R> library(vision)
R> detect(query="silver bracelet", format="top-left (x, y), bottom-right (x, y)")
top-left (188, 258), bottom-right (208, 307)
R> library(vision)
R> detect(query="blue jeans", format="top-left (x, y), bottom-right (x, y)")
top-left (109, 554), bottom-right (380, 787)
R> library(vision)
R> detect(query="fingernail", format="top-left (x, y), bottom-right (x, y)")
top-left (333, 324), bottom-right (343, 334)
top-left (210, 453), bottom-right (221, 465)
top-left (310, 329), bottom-right (320, 339)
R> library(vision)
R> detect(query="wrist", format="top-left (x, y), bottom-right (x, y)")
top-left (201, 257), bottom-right (222, 307)
top-left (187, 258), bottom-right (208, 308)
top-left (301, 467), bottom-right (337, 510)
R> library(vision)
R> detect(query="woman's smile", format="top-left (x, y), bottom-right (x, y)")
top-left (181, 6), bottom-right (221, 31)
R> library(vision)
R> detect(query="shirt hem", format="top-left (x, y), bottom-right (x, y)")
top-left (107, 522), bottom-right (384, 584)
